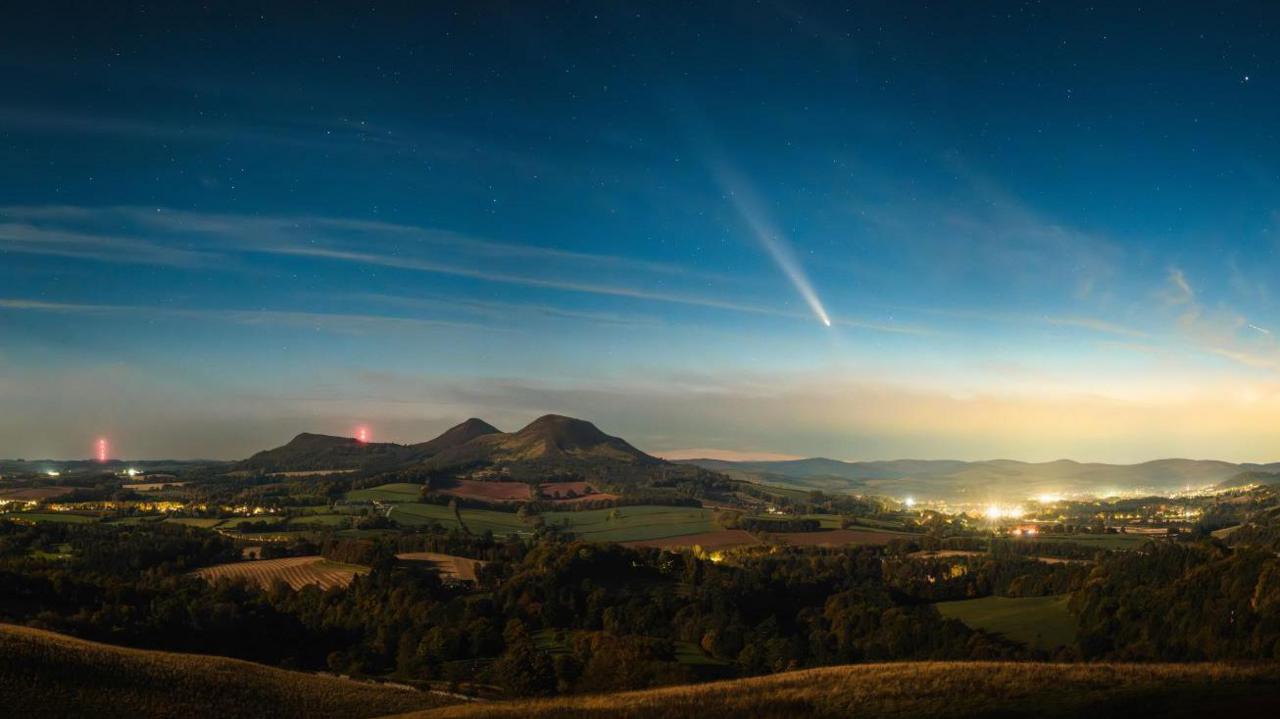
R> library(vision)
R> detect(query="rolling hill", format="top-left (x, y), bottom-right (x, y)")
top-left (0, 624), bottom-right (453, 719)
top-left (237, 416), bottom-right (689, 487)
top-left (423, 414), bottom-right (659, 468)
top-left (240, 433), bottom-right (408, 472)
top-left (407, 418), bottom-right (501, 457)
top-left (390, 661), bottom-right (1280, 719)
top-left (679, 456), bottom-right (1280, 501)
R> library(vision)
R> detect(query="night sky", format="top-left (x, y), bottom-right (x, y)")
top-left (3, 2), bottom-right (1280, 462)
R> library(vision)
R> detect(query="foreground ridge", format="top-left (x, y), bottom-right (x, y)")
top-left (0, 624), bottom-right (453, 719)
top-left (389, 660), bottom-right (1280, 719)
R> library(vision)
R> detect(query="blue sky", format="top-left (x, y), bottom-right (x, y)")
top-left (3, 2), bottom-right (1280, 461)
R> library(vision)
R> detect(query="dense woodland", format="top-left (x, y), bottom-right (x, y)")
top-left (5, 499), bottom-right (1280, 699)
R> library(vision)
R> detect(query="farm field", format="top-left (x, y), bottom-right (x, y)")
top-left (843, 516), bottom-right (912, 531)
top-left (107, 516), bottom-right (164, 526)
top-left (287, 513), bottom-right (352, 527)
top-left (0, 624), bottom-right (451, 719)
top-left (911, 550), bottom-right (1091, 565)
top-left (1023, 533), bottom-right (1153, 550)
top-left (127, 481), bottom-right (187, 491)
top-left (347, 483), bottom-right (424, 502)
top-left (543, 506), bottom-right (718, 543)
top-left (392, 661), bottom-right (1280, 719)
top-left (439, 479), bottom-right (532, 501)
top-left (193, 556), bottom-right (368, 590)
top-left (624, 529), bottom-right (759, 551)
top-left (164, 517), bottom-right (224, 528)
top-left (2, 511), bottom-right (98, 524)
top-left (935, 594), bottom-right (1075, 650)
top-left (1211, 524), bottom-right (1242, 539)
top-left (766, 528), bottom-right (910, 546)
top-left (537, 481), bottom-right (602, 499)
top-left (798, 513), bottom-right (846, 529)
top-left (396, 552), bottom-right (485, 582)
top-left (389, 503), bottom-right (530, 536)
top-left (219, 516), bottom-right (279, 528)
top-left (0, 486), bottom-right (74, 501)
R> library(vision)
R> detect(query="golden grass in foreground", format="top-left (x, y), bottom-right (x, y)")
top-left (391, 661), bottom-right (1280, 719)
top-left (193, 555), bottom-right (367, 590)
top-left (0, 624), bottom-right (454, 719)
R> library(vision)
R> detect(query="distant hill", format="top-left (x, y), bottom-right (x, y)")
top-left (1216, 470), bottom-right (1280, 489)
top-left (425, 415), bottom-right (658, 468)
top-left (237, 416), bottom-right (672, 483)
top-left (677, 456), bottom-right (1280, 501)
top-left (0, 624), bottom-right (451, 719)
top-left (240, 433), bottom-right (408, 472)
top-left (389, 660), bottom-right (1280, 719)
top-left (407, 418), bottom-right (501, 457)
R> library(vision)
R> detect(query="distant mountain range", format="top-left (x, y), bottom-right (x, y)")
top-left (240, 414), bottom-right (660, 475)
top-left (677, 456), bottom-right (1280, 501)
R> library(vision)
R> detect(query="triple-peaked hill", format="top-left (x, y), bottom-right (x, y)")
top-left (240, 415), bottom-right (672, 485)
top-left (240, 414), bottom-right (1280, 500)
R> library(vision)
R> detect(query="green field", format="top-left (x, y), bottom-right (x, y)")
top-left (797, 514), bottom-right (845, 529)
top-left (3, 512), bottom-right (98, 524)
top-left (388, 502), bottom-right (530, 536)
top-left (543, 506), bottom-right (718, 543)
top-left (219, 517), bottom-right (281, 529)
top-left (1025, 533), bottom-right (1153, 550)
top-left (28, 542), bottom-right (73, 560)
top-left (107, 516), bottom-right (164, 526)
top-left (1211, 524), bottom-right (1243, 539)
top-left (935, 594), bottom-right (1076, 650)
top-left (844, 516), bottom-right (911, 531)
top-left (287, 514), bottom-right (351, 528)
top-left (345, 483), bottom-right (423, 502)
top-left (163, 517), bottom-right (225, 528)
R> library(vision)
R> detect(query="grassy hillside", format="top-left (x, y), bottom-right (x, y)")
top-left (935, 594), bottom-right (1075, 650)
top-left (391, 661), bottom-right (1280, 719)
top-left (0, 624), bottom-right (453, 719)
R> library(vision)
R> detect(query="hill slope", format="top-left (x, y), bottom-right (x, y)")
top-left (390, 661), bottom-right (1280, 719)
top-left (408, 418), bottom-right (502, 457)
top-left (426, 414), bottom-right (658, 468)
top-left (240, 433), bottom-right (408, 472)
top-left (0, 624), bottom-right (453, 719)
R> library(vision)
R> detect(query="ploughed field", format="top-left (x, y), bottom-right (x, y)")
top-left (395, 552), bottom-right (485, 582)
top-left (0, 624), bottom-right (453, 719)
top-left (390, 661), bottom-right (1280, 719)
top-left (193, 555), bottom-right (368, 590)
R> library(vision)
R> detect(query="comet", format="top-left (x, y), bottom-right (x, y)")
top-left (713, 164), bottom-right (832, 327)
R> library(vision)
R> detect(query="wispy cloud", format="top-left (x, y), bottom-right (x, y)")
top-left (0, 298), bottom-right (492, 335)
top-left (354, 293), bottom-right (663, 328)
top-left (1042, 316), bottom-right (1150, 339)
top-left (1157, 267), bottom-right (1280, 371)
top-left (0, 221), bottom-right (217, 267)
top-left (0, 205), bottom-right (931, 335)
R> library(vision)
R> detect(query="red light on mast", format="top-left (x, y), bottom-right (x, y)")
top-left (96, 438), bottom-right (108, 462)
top-left (356, 427), bottom-right (369, 444)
